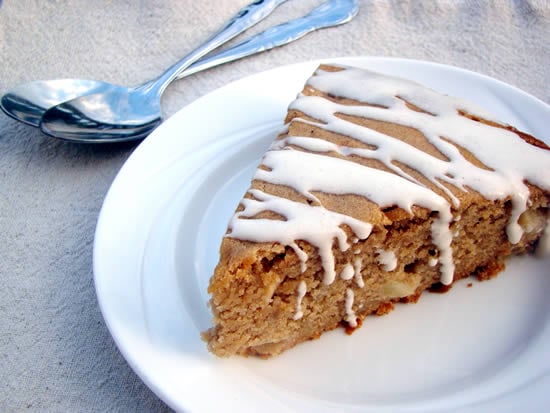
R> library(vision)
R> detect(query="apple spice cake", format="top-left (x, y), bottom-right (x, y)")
top-left (202, 64), bottom-right (550, 358)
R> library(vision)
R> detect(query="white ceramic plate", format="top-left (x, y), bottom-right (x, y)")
top-left (94, 57), bottom-right (550, 412)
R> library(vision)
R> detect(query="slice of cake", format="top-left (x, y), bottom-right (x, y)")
top-left (203, 64), bottom-right (550, 358)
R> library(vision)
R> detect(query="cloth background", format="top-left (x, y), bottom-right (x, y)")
top-left (0, 0), bottom-right (548, 411)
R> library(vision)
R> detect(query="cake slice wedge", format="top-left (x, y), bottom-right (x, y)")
top-left (203, 64), bottom-right (550, 358)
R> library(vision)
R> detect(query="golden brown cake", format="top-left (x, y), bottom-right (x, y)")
top-left (203, 64), bottom-right (550, 358)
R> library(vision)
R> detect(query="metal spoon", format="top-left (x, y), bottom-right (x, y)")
top-left (1, 0), bottom-right (287, 130)
top-left (35, 0), bottom-right (358, 143)
top-left (1, 0), bottom-right (355, 129)
top-left (2, 0), bottom-right (358, 137)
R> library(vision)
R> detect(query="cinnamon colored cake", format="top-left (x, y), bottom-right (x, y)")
top-left (203, 64), bottom-right (550, 358)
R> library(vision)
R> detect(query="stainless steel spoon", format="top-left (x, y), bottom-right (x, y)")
top-left (35, 0), bottom-right (358, 143)
top-left (1, 0), bottom-right (287, 130)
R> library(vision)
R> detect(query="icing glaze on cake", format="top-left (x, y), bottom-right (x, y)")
top-left (353, 257), bottom-right (364, 288)
top-left (344, 288), bottom-right (357, 327)
top-left (376, 249), bottom-right (398, 271)
top-left (293, 280), bottom-right (307, 320)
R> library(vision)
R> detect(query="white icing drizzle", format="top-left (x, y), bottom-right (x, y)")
top-left (345, 288), bottom-right (357, 327)
top-left (353, 257), bottom-right (364, 288)
top-left (229, 189), bottom-right (372, 285)
top-left (254, 148), bottom-right (455, 284)
top-left (293, 281), bottom-right (307, 320)
top-left (429, 257), bottom-right (439, 267)
top-left (340, 263), bottom-right (354, 280)
top-left (376, 249), bottom-right (398, 271)
top-left (227, 65), bottom-right (550, 291)
top-left (536, 217), bottom-right (550, 257)
top-left (293, 67), bottom-right (550, 241)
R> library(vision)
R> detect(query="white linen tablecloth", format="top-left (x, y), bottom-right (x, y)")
top-left (0, 1), bottom-right (548, 411)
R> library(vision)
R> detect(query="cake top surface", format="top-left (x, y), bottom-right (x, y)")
top-left (226, 64), bottom-right (550, 285)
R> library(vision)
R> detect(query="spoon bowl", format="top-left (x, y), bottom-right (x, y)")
top-left (1, 79), bottom-right (107, 127)
top-left (40, 82), bottom-right (163, 142)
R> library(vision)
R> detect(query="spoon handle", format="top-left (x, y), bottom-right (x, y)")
top-left (178, 0), bottom-right (359, 80)
top-left (147, 0), bottom-right (287, 96)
